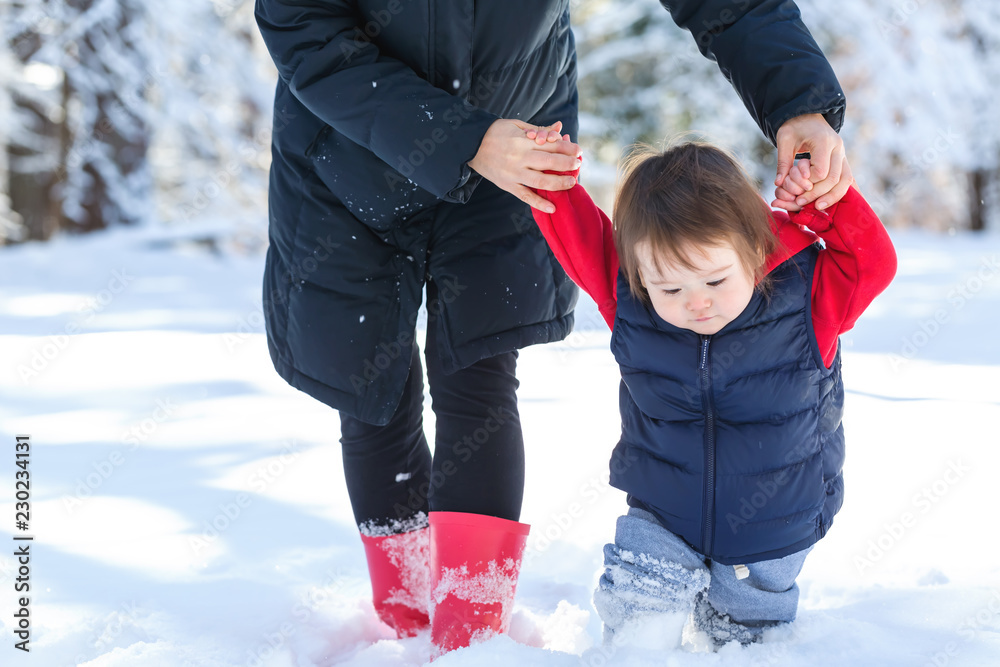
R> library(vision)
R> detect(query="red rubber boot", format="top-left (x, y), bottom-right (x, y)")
top-left (429, 512), bottom-right (531, 656)
top-left (359, 526), bottom-right (431, 637)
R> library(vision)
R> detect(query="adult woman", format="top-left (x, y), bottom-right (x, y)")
top-left (254, 0), bottom-right (851, 654)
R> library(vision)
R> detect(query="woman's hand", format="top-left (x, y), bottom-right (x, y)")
top-left (774, 114), bottom-right (854, 211)
top-left (469, 119), bottom-right (580, 214)
top-left (772, 154), bottom-right (854, 213)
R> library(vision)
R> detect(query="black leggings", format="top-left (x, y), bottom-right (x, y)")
top-left (339, 343), bottom-right (524, 529)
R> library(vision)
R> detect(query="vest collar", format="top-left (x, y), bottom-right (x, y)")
top-left (632, 286), bottom-right (769, 338)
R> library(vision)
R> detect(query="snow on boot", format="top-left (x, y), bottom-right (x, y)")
top-left (692, 590), bottom-right (777, 648)
top-left (680, 614), bottom-right (719, 653)
top-left (428, 511), bottom-right (530, 656)
top-left (593, 543), bottom-right (710, 650)
top-left (359, 519), bottom-right (431, 638)
top-left (592, 509), bottom-right (710, 651)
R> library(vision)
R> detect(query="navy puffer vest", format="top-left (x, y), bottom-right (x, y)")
top-left (609, 246), bottom-right (845, 564)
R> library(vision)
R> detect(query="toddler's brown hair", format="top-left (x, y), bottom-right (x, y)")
top-left (613, 140), bottom-right (779, 304)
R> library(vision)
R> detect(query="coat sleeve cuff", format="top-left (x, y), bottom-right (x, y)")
top-left (765, 96), bottom-right (846, 145)
top-left (432, 109), bottom-right (501, 203)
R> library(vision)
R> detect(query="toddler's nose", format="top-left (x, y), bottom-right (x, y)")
top-left (687, 293), bottom-right (711, 311)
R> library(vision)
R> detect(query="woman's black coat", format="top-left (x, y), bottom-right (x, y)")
top-left (254, 0), bottom-right (845, 425)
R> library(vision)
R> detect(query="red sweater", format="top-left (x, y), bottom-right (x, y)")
top-left (532, 172), bottom-right (897, 367)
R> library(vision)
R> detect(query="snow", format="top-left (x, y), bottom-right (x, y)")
top-left (1, 223), bottom-right (1000, 665)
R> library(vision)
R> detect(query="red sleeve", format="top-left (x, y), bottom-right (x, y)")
top-left (531, 166), bottom-right (620, 330)
top-left (790, 186), bottom-right (897, 367)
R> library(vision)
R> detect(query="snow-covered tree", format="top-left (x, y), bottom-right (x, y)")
top-left (2, 0), bottom-right (274, 245)
top-left (572, 0), bottom-right (769, 207)
top-left (5, 0), bottom-right (61, 241)
top-left (2, 0), bottom-right (995, 239)
top-left (954, 0), bottom-right (1000, 231)
top-left (5, 0), bottom-right (153, 238)
top-left (571, 0), bottom-right (993, 231)
top-left (0, 1), bottom-right (21, 243)
top-left (145, 0), bottom-right (274, 235)
top-left (797, 0), bottom-right (987, 231)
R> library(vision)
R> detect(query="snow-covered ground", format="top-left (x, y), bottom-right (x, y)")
top-left (1, 223), bottom-right (999, 666)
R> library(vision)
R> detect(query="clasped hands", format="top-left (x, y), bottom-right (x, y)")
top-left (468, 113), bottom-right (854, 214)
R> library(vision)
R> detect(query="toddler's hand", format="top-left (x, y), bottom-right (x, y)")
top-left (526, 120), bottom-right (567, 146)
top-left (468, 119), bottom-right (579, 213)
top-left (523, 121), bottom-right (580, 174)
top-left (771, 159), bottom-right (813, 212)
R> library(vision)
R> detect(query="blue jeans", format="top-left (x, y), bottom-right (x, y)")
top-left (594, 507), bottom-right (812, 646)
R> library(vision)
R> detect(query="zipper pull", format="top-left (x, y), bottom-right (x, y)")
top-left (734, 564), bottom-right (750, 580)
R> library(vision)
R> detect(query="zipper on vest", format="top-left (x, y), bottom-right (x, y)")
top-left (699, 335), bottom-right (717, 556)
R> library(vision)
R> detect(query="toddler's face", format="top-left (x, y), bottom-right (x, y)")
top-left (637, 240), bottom-right (756, 335)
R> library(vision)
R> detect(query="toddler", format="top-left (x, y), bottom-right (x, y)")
top-left (530, 139), bottom-right (896, 649)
